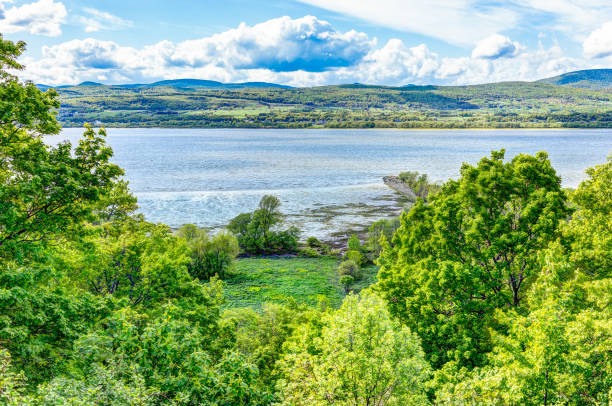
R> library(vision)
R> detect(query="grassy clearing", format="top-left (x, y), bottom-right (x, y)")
top-left (222, 256), bottom-right (378, 309)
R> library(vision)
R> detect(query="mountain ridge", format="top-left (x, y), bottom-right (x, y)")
top-left (37, 68), bottom-right (612, 91)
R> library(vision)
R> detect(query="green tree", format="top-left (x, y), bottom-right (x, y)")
top-left (228, 195), bottom-right (299, 254)
top-left (377, 150), bottom-right (572, 368)
top-left (436, 250), bottom-right (611, 405)
top-left (0, 349), bottom-right (34, 405)
top-left (277, 292), bottom-right (430, 405)
top-left (0, 36), bottom-right (122, 258)
top-left (82, 219), bottom-right (191, 306)
top-left (565, 154), bottom-right (611, 279)
top-left (337, 259), bottom-right (361, 281)
top-left (178, 225), bottom-right (239, 280)
top-left (339, 275), bottom-right (354, 293)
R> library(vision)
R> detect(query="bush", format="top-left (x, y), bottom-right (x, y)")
top-left (228, 195), bottom-right (300, 255)
top-left (306, 236), bottom-right (322, 248)
top-left (339, 275), bottom-right (354, 293)
top-left (299, 247), bottom-right (320, 258)
top-left (178, 225), bottom-right (239, 280)
top-left (347, 234), bottom-right (361, 251)
top-left (338, 260), bottom-right (362, 281)
top-left (345, 250), bottom-right (366, 267)
top-left (367, 217), bottom-right (401, 258)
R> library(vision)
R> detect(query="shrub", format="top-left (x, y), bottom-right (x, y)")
top-left (178, 225), bottom-right (239, 280)
top-left (345, 250), bottom-right (366, 267)
top-left (339, 275), bottom-right (354, 294)
top-left (299, 247), bottom-right (320, 258)
top-left (228, 196), bottom-right (300, 255)
top-left (338, 260), bottom-right (361, 281)
top-left (347, 234), bottom-right (361, 251)
top-left (306, 236), bottom-right (322, 248)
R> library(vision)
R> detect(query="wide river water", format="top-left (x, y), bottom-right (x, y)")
top-left (55, 128), bottom-right (612, 240)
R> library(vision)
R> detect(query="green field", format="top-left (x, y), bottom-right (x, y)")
top-left (222, 256), bottom-right (378, 309)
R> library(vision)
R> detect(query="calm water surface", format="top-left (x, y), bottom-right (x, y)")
top-left (55, 128), bottom-right (612, 239)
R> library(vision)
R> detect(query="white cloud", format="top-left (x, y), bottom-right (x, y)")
top-left (583, 22), bottom-right (612, 59)
top-left (512, 0), bottom-right (612, 40)
top-left (472, 34), bottom-right (522, 59)
top-left (0, 0), bottom-right (66, 36)
top-left (17, 15), bottom-right (589, 87)
top-left (78, 7), bottom-right (133, 32)
top-left (297, 0), bottom-right (517, 46)
top-left (299, 0), bottom-right (612, 48)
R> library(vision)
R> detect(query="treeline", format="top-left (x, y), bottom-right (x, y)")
top-left (2, 35), bottom-right (611, 405)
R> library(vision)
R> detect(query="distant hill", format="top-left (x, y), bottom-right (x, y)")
top-left (539, 69), bottom-right (612, 90)
top-left (37, 79), bottom-right (291, 90)
top-left (53, 79), bottom-right (612, 129)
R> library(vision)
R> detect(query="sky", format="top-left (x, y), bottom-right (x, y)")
top-left (1, 0), bottom-right (612, 86)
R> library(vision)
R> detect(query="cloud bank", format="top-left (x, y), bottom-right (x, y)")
top-left (0, 0), bottom-right (66, 36)
top-left (16, 15), bottom-right (597, 87)
top-left (583, 22), bottom-right (612, 59)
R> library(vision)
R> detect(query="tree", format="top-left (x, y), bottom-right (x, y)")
top-left (81, 219), bottom-right (192, 306)
top-left (178, 225), bottom-right (240, 280)
top-left (68, 305), bottom-right (270, 405)
top-left (277, 292), bottom-right (430, 405)
top-left (436, 249), bottom-right (611, 405)
top-left (377, 150), bottom-right (572, 368)
top-left (339, 275), bottom-right (354, 293)
top-left (0, 35), bottom-right (123, 258)
top-left (228, 195), bottom-right (299, 254)
top-left (0, 349), bottom-right (34, 405)
top-left (337, 259), bottom-right (361, 281)
top-left (565, 154), bottom-right (611, 279)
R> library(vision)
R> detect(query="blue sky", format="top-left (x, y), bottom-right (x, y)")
top-left (2, 0), bottom-right (612, 86)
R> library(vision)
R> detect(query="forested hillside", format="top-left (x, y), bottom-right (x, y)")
top-left (539, 69), bottom-right (612, 90)
top-left (53, 78), bottom-right (612, 128)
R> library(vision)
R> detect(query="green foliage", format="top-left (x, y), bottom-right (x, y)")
top-left (306, 236), bottom-right (321, 248)
top-left (0, 349), bottom-right (33, 405)
top-left (337, 259), bottom-right (362, 281)
top-left (345, 249), bottom-right (366, 268)
top-left (565, 154), bottom-right (611, 279)
top-left (177, 224), bottom-right (239, 280)
top-left (367, 217), bottom-right (401, 258)
top-left (398, 171), bottom-right (441, 201)
top-left (0, 264), bottom-right (111, 385)
top-left (277, 292), bottom-right (430, 405)
top-left (228, 195), bottom-right (299, 254)
top-left (436, 248), bottom-right (611, 405)
top-left (66, 304), bottom-right (270, 405)
top-left (220, 301), bottom-right (320, 395)
top-left (339, 275), bottom-right (354, 293)
top-left (1, 39), bottom-right (123, 258)
top-left (80, 219), bottom-right (192, 306)
top-left (377, 150), bottom-right (572, 369)
top-left (347, 234), bottom-right (361, 251)
top-left (298, 246), bottom-right (320, 258)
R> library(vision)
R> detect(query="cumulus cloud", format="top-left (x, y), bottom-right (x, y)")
top-left (78, 7), bottom-right (133, 32)
top-left (583, 22), bottom-right (612, 58)
top-left (17, 15), bottom-right (588, 87)
top-left (21, 15), bottom-right (376, 85)
top-left (0, 0), bottom-right (67, 36)
top-left (472, 34), bottom-right (522, 59)
top-left (143, 16), bottom-right (372, 72)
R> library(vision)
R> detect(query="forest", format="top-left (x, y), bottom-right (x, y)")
top-left (52, 78), bottom-right (612, 129)
top-left (1, 35), bottom-right (611, 405)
